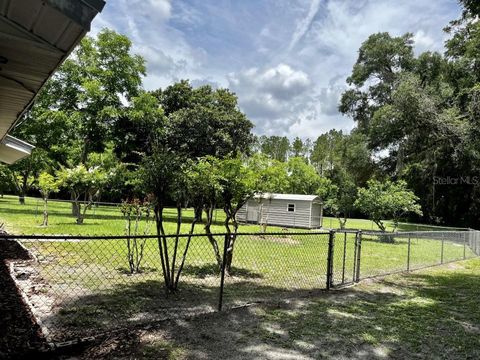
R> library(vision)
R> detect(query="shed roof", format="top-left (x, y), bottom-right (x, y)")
top-left (253, 193), bottom-right (321, 202)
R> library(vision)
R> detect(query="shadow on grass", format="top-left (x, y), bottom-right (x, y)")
top-left (181, 264), bottom-right (263, 279)
top-left (43, 274), bottom-right (321, 342)
top-left (157, 266), bottom-right (480, 360)
top-left (38, 258), bottom-right (480, 359)
top-left (361, 235), bottom-right (409, 245)
top-left (116, 266), bottom-right (159, 275)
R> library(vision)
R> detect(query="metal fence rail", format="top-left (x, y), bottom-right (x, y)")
top-left (1, 229), bottom-right (479, 343)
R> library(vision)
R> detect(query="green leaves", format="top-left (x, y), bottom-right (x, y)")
top-left (57, 165), bottom-right (107, 197)
top-left (355, 180), bottom-right (422, 231)
top-left (159, 81), bottom-right (254, 159)
top-left (36, 172), bottom-right (60, 199)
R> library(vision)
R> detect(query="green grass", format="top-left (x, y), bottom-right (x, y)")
top-left (323, 216), bottom-right (468, 232)
top-left (0, 194), bottom-right (465, 235)
top-left (0, 195), bottom-right (282, 235)
top-left (72, 258), bottom-right (480, 359)
top-left (227, 258), bottom-right (480, 359)
top-left (13, 229), bottom-right (476, 340)
top-left (2, 194), bottom-right (476, 341)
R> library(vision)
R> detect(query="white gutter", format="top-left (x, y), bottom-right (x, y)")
top-left (0, 135), bottom-right (35, 164)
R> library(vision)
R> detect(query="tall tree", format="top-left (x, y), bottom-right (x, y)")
top-left (290, 137), bottom-right (304, 158)
top-left (258, 135), bottom-right (290, 162)
top-left (43, 29), bottom-right (146, 164)
top-left (339, 16), bottom-right (480, 227)
top-left (339, 33), bottom-right (415, 133)
top-left (155, 81), bottom-right (254, 159)
top-left (286, 157), bottom-right (322, 194)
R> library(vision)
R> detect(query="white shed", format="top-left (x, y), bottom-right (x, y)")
top-left (236, 193), bottom-right (323, 229)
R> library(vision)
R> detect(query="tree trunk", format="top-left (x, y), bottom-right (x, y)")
top-left (204, 206), bottom-right (223, 269)
top-left (155, 205), bottom-right (173, 292)
top-left (174, 215), bottom-right (199, 288)
top-left (375, 220), bottom-right (395, 243)
top-left (224, 207), bottom-right (239, 276)
top-left (18, 195), bottom-right (25, 205)
top-left (194, 206), bottom-right (203, 223)
top-left (170, 205), bottom-right (182, 290)
top-left (41, 199), bottom-right (48, 226)
top-left (71, 192), bottom-right (79, 216)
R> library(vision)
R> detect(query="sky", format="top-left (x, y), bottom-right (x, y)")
top-left (90, 0), bottom-right (462, 139)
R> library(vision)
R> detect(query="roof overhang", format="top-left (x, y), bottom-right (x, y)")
top-left (0, 134), bottom-right (35, 164)
top-left (0, 0), bottom-right (105, 164)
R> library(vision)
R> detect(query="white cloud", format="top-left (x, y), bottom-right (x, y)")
top-left (228, 64), bottom-right (339, 136)
top-left (288, 0), bottom-right (322, 52)
top-left (89, 0), bottom-right (462, 139)
top-left (151, 0), bottom-right (172, 18)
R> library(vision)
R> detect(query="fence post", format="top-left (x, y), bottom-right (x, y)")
top-left (407, 236), bottom-right (411, 271)
top-left (441, 234), bottom-right (444, 264)
top-left (352, 231), bottom-right (358, 282)
top-left (475, 231), bottom-right (478, 255)
top-left (463, 232), bottom-right (467, 259)
top-left (341, 232), bottom-right (347, 284)
top-left (326, 230), bottom-right (335, 290)
top-left (355, 230), bottom-right (362, 282)
top-left (218, 234), bottom-right (230, 311)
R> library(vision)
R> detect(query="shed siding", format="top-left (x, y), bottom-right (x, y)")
top-left (237, 198), bottom-right (315, 228)
top-left (311, 203), bottom-right (322, 228)
top-left (237, 203), bottom-right (247, 221)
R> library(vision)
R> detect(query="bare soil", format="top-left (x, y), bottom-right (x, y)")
top-left (0, 238), bottom-right (46, 359)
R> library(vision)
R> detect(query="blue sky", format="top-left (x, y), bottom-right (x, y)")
top-left (91, 0), bottom-right (462, 139)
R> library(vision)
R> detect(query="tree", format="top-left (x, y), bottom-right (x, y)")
top-left (290, 137), bottom-right (304, 158)
top-left (112, 91), bottom-right (166, 164)
top-left (324, 170), bottom-right (356, 229)
top-left (216, 157), bottom-right (257, 274)
top-left (138, 150), bottom-right (189, 292)
top-left (0, 165), bottom-right (13, 198)
top-left (120, 198), bottom-right (153, 274)
top-left (57, 165), bottom-right (107, 224)
top-left (258, 135), bottom-right (290, 162)
top-left (181, 157), bottom-right (223, 273)
top-left (339, 32), bottom-right (415, 132)
top-left (36, 172), bottom-right (60, 226)
top-left (355, 180), bottom-right (422, 240)
top-left (7, 149), bottom-right (49, 204)
top-left (156, 81), bottom-right (254, 159)
top-left (189, 156), bottom-right (257, 275)
top-left (338, 14), bottom-right (480, 228)
top-left (311, 130), bottom-right (344, 175)
top-left (286, 157), bottom-right (321, 194)
top-left (43, 29), bottom-right (146, 164)
top-left (248, 153), bottom-right (289, 193)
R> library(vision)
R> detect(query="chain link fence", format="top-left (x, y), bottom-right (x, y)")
top-left (1, 229), bottom-right (479, 344)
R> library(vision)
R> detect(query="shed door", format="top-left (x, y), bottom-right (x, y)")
top-left (247, 203), bottom-right (259, 222)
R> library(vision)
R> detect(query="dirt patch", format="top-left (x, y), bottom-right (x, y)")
top-left (0, 239), bottom-right (46, 359)
top-left (255, 236), bottom-right (300, 245)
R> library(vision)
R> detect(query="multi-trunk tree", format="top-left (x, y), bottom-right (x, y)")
top-left (57, 165), bottom-right (107, 225)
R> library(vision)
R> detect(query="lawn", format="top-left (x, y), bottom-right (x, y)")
top-left (2, 194), bottom-right (476, 342)
top-left (0, 194), bottom-right (466, 235)
top-left (10, 229), bottom-right (475, 341)
top-left (67, 258), bottom-right (480, 359)
top-left (0, 195), bottom-right (279, 235)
